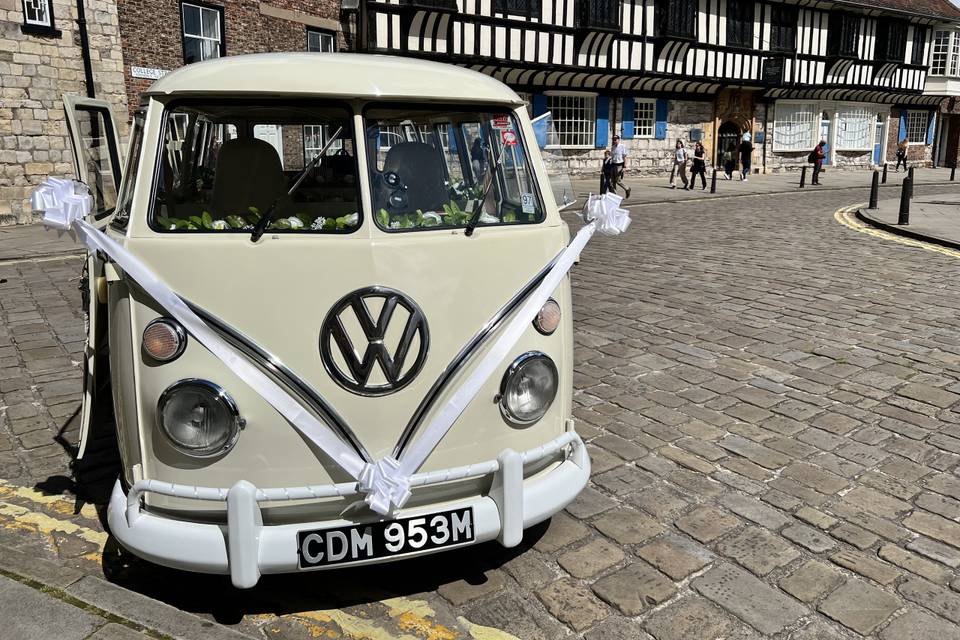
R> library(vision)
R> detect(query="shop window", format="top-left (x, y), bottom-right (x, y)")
top-left (181, 2), bottom-right (224, 63)
top-left (769, 4), bottom-right (797, 52)
top-left (827, 11), bottom-right (860, 58)
top-left (21, 0), bottom-right (59, 36)
top-left (836, 107), bottom-right (874, 150)
top-left (307, 28), bottom-right (336, 52)
top-left (911, 26), bottom-right (927, 66)
top-left (905, 111), bottom-right (928, 143)
top-left (726, 0), bottom-right (754, 48)
top-left (875, 18), bottom-right (907, 63)
top-left (547, 94), bottom-right (596, 148)
top-left (577, 0), bottom-right (621, 31)
top-left (654, 0), bottom-right (696, 40)
top-left (632, 99), bottom-right (655, 138)
top-left (495, 0), bottom-right (539, 17)
top-left (773, 102), bottom-right (816, 152)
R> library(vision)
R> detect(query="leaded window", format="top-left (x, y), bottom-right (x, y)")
top-left (182, 2), bottom-right (223, 64)
top-left (875, 18), bottom-right (907, 63)
top-left (905, 111), bottom-right (928, 143)
top-left (633, 99), bottom-right (655, 138)
top-left (836, 107), bottom-right (873, 150)
top-left (726, 0), bottom-right (754, 48)
top-left (911, 26), bottom-right (927, 66)
top-left (769, 4), bottom-right (797, 52)
top-left (577, 0), bottom-right (621, 30)
top-left (654, 0), bottom-right (696, 39)
top-left (773, 102), bottom-right (816, 152)
top-left (495, 0), bottom-right (539, 17)
top-left (547, 94), bottom-right (596, 148)
top-left (827, 11), bottom-right (859, 58)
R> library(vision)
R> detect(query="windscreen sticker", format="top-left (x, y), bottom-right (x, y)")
top-left (492, 115), bottom-right (511, 129)
top-left (501, 130), bottom-right (518, 146)
top-left (521, 193), bottom-right (535, 214)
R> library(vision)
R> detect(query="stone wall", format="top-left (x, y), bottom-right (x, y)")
top-left (118, 0), bottom-right (346, 115)
top-left (1, 0), bottom-right (128, 224)
top-left (539, 99), bottom-right (715, 178)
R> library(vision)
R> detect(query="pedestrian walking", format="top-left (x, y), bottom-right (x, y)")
top-left (599, 150), bottom-right (613, 194)
top-left (808, 140), bottom-right (825, 185)
top-left (723, 143), bottom-right (736, 180)
top-left (689, 141), bottom-right (707, 190)
top-left (739, 133), bottom-right (753, 181)
top-left (670, 139), bottom-right (689, 189)
top-left (608, 135), bottom-right (631, 198)
top-left (895, 138), bottom-right (908, 172)
top-left (471, 137), bottom-right (486, 181)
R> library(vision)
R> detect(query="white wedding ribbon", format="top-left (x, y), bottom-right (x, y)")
top-left (33, 178), bottom-right (629, 516)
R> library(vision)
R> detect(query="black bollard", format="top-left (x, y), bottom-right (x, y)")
top-left (882, 162), bottom-right (888, 184)
top-left (898, 178), bottom-right (911, 225)
top-left (710, 168), bottom-right (717, 193)
top-left (799, 165), bottom-right (806, 188)
top-left (951, 164), bottom-right (956, 181)
top-left (908, 166), bottom-right (915, 198)
top-left (869, 170), bottom-right (879, 209)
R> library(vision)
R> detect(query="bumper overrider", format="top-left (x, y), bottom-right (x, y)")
top-left (108, 431), bottom-right (588, 588)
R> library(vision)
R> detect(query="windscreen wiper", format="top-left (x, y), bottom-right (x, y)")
top-left (250, 126), bottom-right (343, 243)
top-left (464, 140), bottom-right (505, 238)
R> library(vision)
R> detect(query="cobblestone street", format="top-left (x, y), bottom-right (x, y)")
top-left (3, 184), bottom-right (960, 638)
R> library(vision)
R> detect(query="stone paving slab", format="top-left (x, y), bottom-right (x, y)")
top-left (2, 184), bottom-right (960, 639)
top-left (859, 192), bottom-right (960, 249)
top-left (0, 574), bottom-right (103, 640)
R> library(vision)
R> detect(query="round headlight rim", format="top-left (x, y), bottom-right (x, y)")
top-left (498, 351), bottom-right (559, 427)
top-left (532, 297), bottom-right (562, 336)
top-left (157, 378), bottom-right (243, 459)
top-left (143, 317), bottom-right (187, 363)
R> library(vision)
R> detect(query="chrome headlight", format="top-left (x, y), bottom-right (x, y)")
top-left (499, 352), bottom-right (558, 427)
top-left (157, 379), bottom-right (243, 457)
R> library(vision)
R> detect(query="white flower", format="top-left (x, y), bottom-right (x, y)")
top-left (211, 220), bottom-right (228, 230)
top-left (311, 217), bottom-right (327, 230)
top-left (169, 224), bottom-right (176, 230)
top-left (344, 212), bottom-right (359, 226)
top-left (479, 211), bottom-right (499, 224)
top-left (287, 217), bottom-right (304, 229)
top-left (390, 221), bottom-right (400, 229)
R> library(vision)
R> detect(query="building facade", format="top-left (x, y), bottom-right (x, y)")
top-left (1, 0), bottom-right (127, 224)
top-left (359, 0), bottom-right (960, 175)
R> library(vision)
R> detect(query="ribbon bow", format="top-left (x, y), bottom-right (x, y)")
top-left (580, 192), bottom-right (631, 237)
top-left (31, 178), bottom-right (92, 238)
top-left (358, 456), bottom-right (412, 516)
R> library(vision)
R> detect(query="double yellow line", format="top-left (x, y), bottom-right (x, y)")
top-left (834, 203), bottom-right (960, 259)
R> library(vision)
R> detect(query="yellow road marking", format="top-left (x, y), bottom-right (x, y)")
top-left (834, 203), bottom-right (960, 259)
top-left (0, 501), bottom-right (107, 547)
top-left (0, 479), bottom-right (100, 521)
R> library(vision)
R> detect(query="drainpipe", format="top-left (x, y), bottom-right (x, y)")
top-left (763, 102), bottom-right (768, 173)
top-left (76, 0), bottom-right (95, 98)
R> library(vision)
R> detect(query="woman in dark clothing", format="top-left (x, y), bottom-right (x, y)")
top-left (599, 150), bottom-right (613, 193)
top-left (811, 141), bottom-right (825, 185)
top-left (723, 143), bottom-right (736, 180)
top-left (739, 133), bottom-right (753, 181)
top-left (689, 142), bottom-right (707, 190)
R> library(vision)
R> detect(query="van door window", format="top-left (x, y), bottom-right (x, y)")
top-left (70, 105), bottom-right (121, 219)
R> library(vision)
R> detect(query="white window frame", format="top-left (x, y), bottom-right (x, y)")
top-left (21, 0), bottom-right (53, 28)
top-left (307, 28), bottom-right (336, 52)
top-left (545, 92), bottom-right (596, 149)
top-left (905, 110), bottom-right (928, 145)
top-left (181, 2), bottom-right (223, 64)
top-left (632, 98), bottom-right (656, 139)
top-left (835, 105), bottom-right (875, 151)
top-left (932, 30), bottom-right (960, 77)
top-left (772, 101), bottom-right (818, 152)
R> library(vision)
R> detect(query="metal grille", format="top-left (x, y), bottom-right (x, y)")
top-left (21, 0), bottom-right (51, 26)
top-left (836, 107), bottom-right (873, 150)
top-left (547, 95), bottom-right (596, 148)
top-left (905, 111), bottom-right (927, 144)
top-left (633, 99), bottom-right (655, 138)
top-left (577, 0), bottom-right (620, 30)
top-left (773, 103), bottom-right (816, 152)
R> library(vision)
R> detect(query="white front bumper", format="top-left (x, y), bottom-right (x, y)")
top-left (107, 432), bottom-right (588, 588)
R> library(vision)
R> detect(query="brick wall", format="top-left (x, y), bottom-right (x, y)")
top-left (118, 0), bottom-right (346, 115)
top-left (886, 108), bottom-right (934, 165)
top-left (1, 0), bottom-right (128, 225)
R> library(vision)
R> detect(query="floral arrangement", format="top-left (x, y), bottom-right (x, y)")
top-left (377, 199), bottom-right (518, 230)
top-left (157, 207), bottom-right (359, 232)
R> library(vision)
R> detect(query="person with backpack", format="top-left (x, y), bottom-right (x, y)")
top-left (895, 138), bottom-right (908, 172)
top-left (723, 143), bottom-right (736, 180)
top-left (808, 141), bottom-right (825, 185)
top-left (670, 139), bottom-right (689, 189)
top-left (739, 133), bottom-right (753, 181)
top-left (689, 141), bottom-right (708, 190)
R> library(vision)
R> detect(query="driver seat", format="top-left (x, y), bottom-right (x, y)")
top-left (378, 142), bottom-right (449, 214)
top-left (210, 138), bottom-right (288, 216)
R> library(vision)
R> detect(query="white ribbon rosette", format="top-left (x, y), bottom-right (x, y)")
top-left (30, 176), bottom-right (630, 515)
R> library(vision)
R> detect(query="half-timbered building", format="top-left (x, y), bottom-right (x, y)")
top-left (357, 0), bottom-right (960, 174)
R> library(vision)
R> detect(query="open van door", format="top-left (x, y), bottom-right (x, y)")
top-left (63, 95), bottom-right (123, 459)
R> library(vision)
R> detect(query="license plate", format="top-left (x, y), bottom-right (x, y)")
top-left (297, 507), bottom-right (475, 569)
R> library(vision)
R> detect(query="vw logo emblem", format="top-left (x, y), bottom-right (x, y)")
top-left (319, 287), bottom-right (429, 396)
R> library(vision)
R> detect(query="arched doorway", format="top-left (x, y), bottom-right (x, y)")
top-left (718, 121), bottom-right (741, 168)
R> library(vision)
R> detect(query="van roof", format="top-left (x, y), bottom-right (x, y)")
top-left (145, 53), bottom-right (525, 105)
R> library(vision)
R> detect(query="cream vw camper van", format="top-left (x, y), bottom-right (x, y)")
top-left (59, 54), bottom-right (589, 588)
